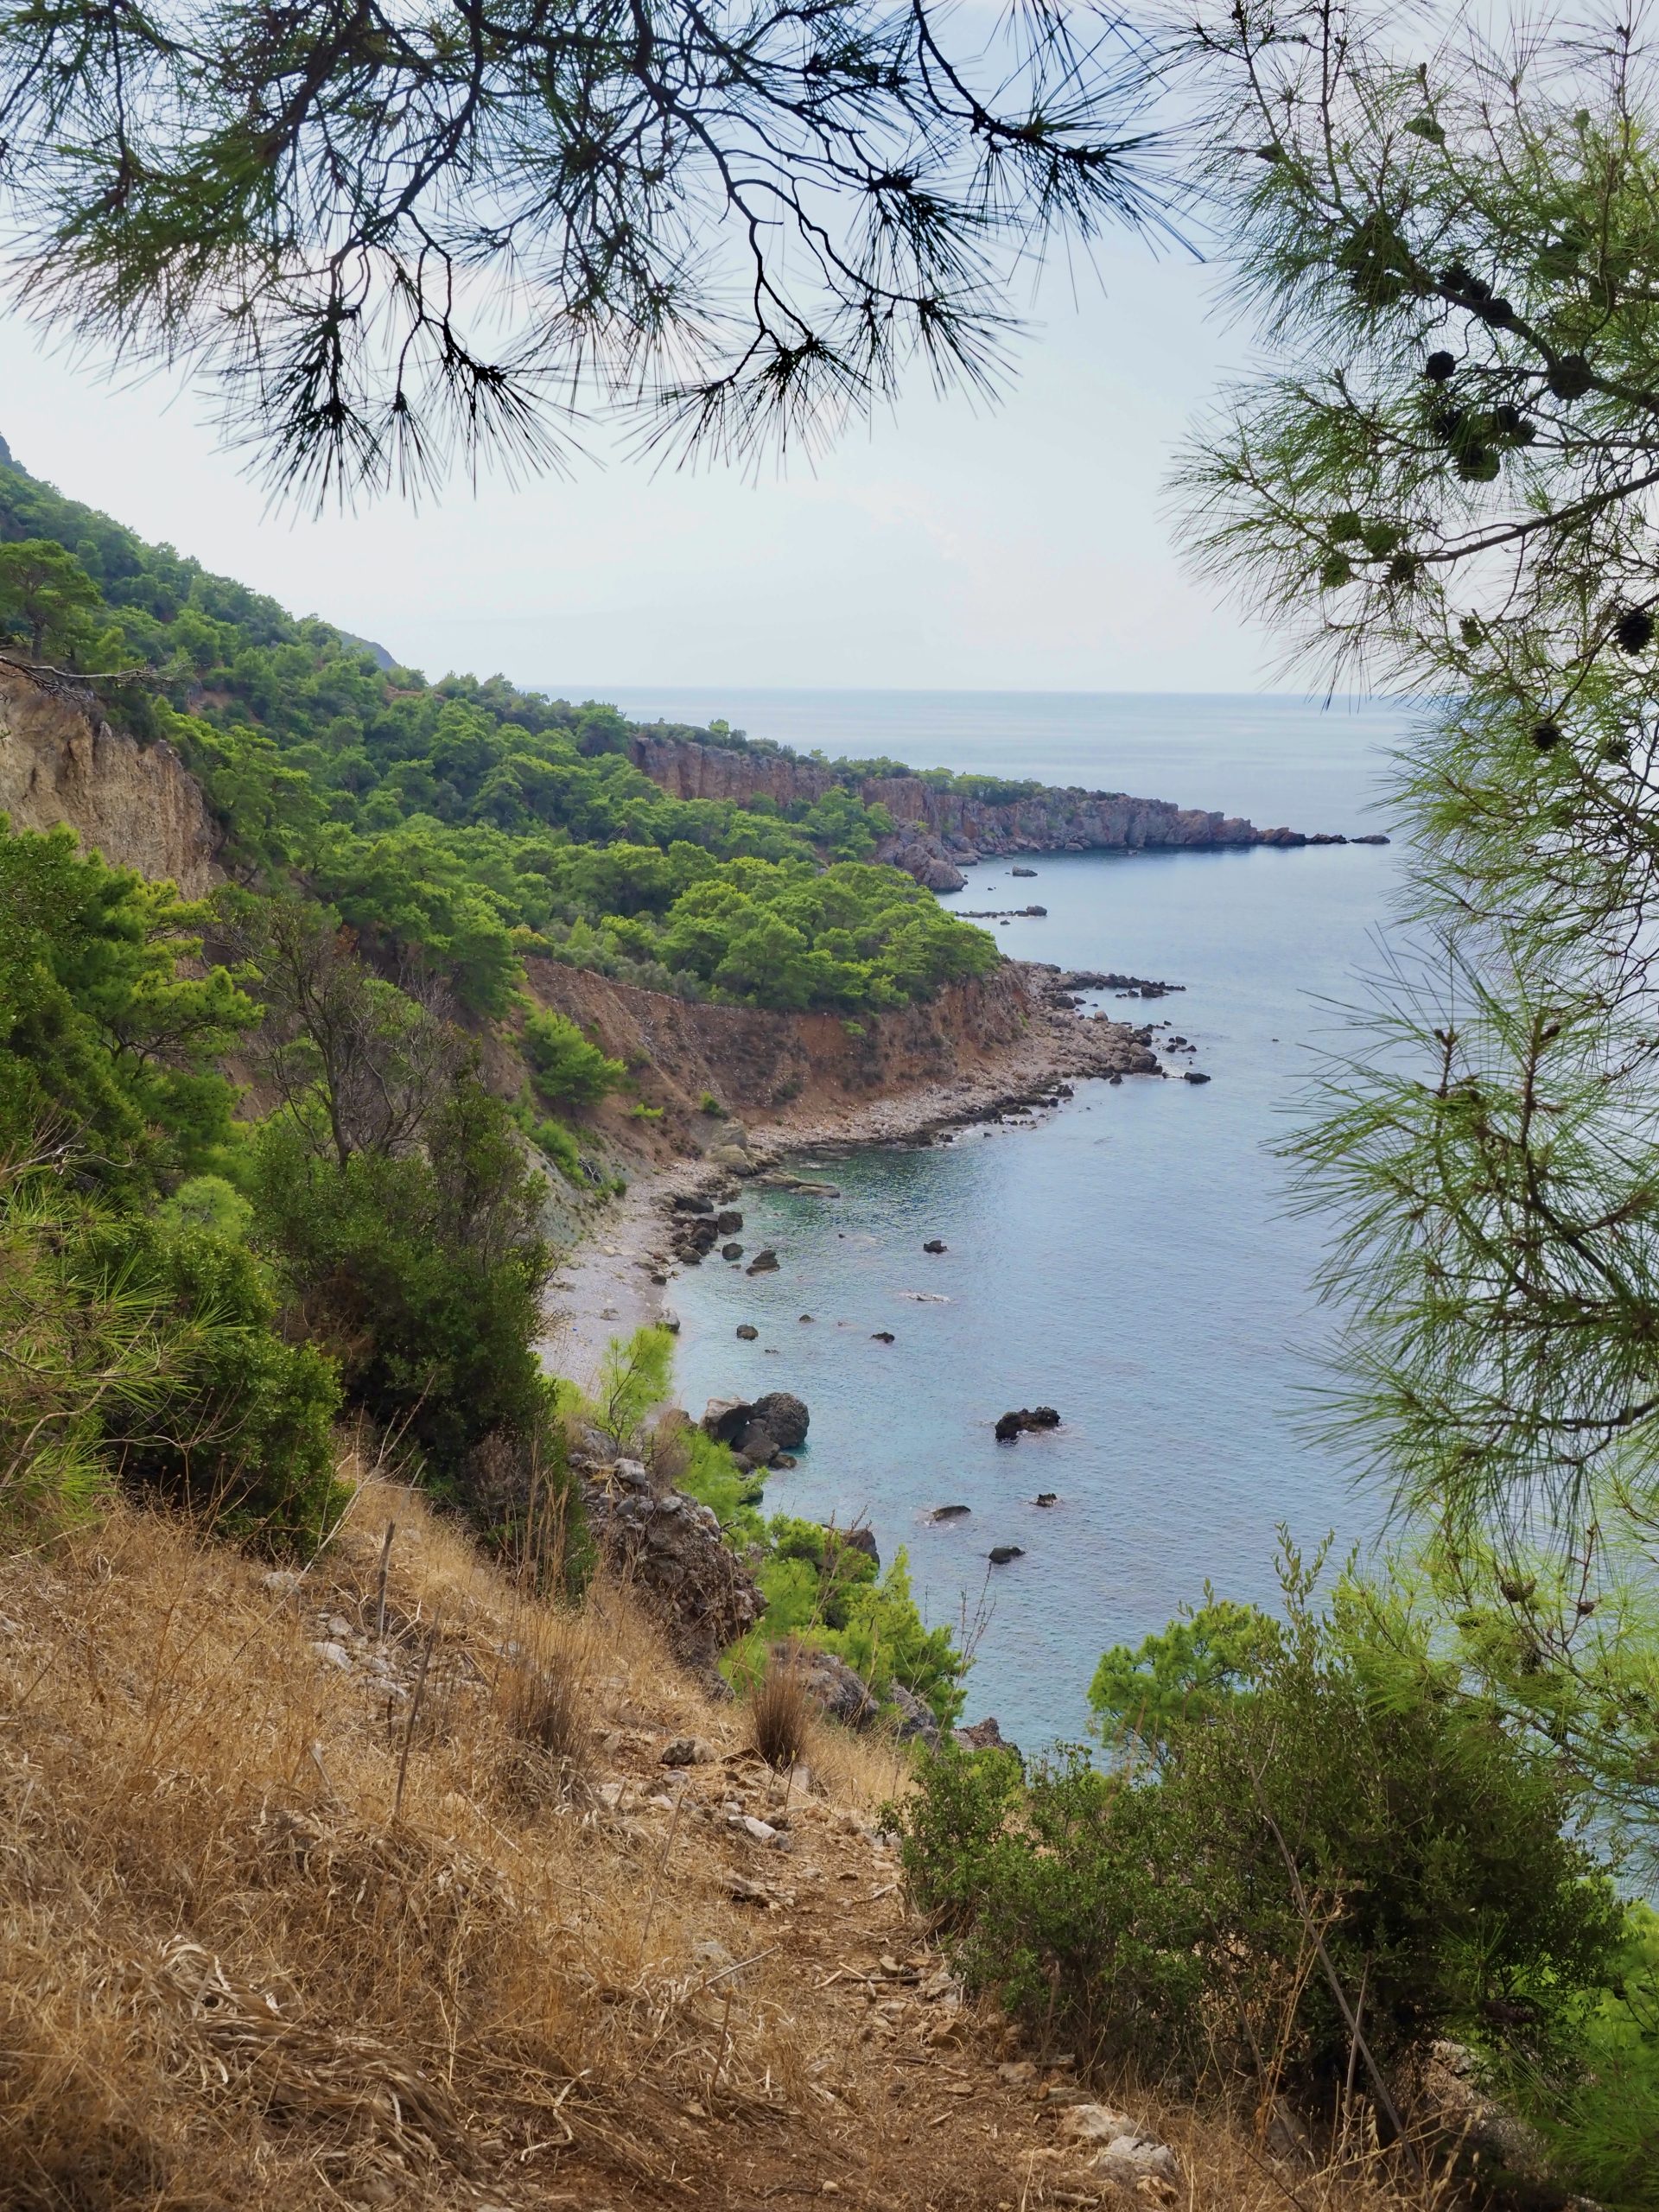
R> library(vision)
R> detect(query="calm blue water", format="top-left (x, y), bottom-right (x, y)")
top-left (657, 695), bottom-right (1418, 1752)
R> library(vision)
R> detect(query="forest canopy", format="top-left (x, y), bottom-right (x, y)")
top-left (0, 444), bottom-right (997, 1016)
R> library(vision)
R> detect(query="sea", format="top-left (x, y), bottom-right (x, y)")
top-left (579, 689), bottom-right (1421, 1752)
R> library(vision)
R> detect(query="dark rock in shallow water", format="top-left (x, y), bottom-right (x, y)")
top-left (751, 1392), bottom-right (810, 1450)
top-left (922, 1238), bottom-right (947, 1254)
top-left (929, 1503), bottom-right (971, 1522)
top-left (988, 1544), bottom-right (1026, 1566)
top-left (995, 1405), bottom-right (1061, 1442)
top-left (1033, 1491), bottom-right (1058, 1508)
top-left (1183, 1070), bottom-right (1211, 1085)
top-left (747, 1249), bottom-right (780, 1274)
top-left (715, 1210), bottom-right (744, 1235)
top-left (871, 1330), bottom-right (896, 1344)
top-left (736, 1324), bottom-right (759, 1341)
top-left (722, 1241), bottom-right (743, 1261)
top-left (1011, 866), bottom-right (1038, 878)
top-left (798, 1313), bottom-right (814, 1324)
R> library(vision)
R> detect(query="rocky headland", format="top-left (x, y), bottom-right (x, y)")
top-left (627, 726), bottom-right (1388, 890)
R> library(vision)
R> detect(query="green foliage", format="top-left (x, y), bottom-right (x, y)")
top-left (249, 1079), bottom-right (557, 1497)
top-left (899, 1558), bottom-right (1622, 2092)
top-left (1509, 1904), bottom-right (1659, 2209)
top-left (727, 1526), bottom-right (968, 1725)
top-left (1088, 1595), bottom-right (1284, 1764)
top-left (823, 1548), bottom-right (968, 1725)
top-left (0, 1167), bottom-right (345, 1552)
top-left (0, 539), bottom-right (106, 662)
top-left (590, 1325), bottom-right (676, 1446)
top-left (1173, 0), bottom-right (1659, 1866)
top-left (0, 3), bottom-right (1154, 505)
top-left (85, 1211), bottom-right (346, 1548)
top-left (673, 1423), bottom-right (766, 1538)
top-left (0, 822), bottom-right (251, 1195)
top-left (523, 1009), bottom-right (624, 1112)
top-left (156, 1173), bottom-right (254, 1242)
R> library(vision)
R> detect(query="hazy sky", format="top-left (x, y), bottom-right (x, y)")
top-left (0, 238), bottom-right (1280, 698)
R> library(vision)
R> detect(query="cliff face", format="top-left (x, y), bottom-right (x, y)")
top-left (626, 730), bottom-right (1294, 889)
top-left (0, 664), bottom-right (220, 894)
top-left (521, 954), bottom-right (1045, 1143)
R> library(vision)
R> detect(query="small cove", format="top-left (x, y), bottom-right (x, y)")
top-left (669, 816), bottom-right (1408, 1751)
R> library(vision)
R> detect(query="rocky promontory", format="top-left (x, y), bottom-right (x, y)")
top-left (626, 727), bottom-right (1382, 891)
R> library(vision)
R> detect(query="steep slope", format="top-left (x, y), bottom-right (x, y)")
top-left (0, 663), bottom-right (219, 895)
top-left (0, 1468), bottom-right (1413, 2212)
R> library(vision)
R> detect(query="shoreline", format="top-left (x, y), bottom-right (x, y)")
top-left (539, 963), bottom-right (1167, 1383)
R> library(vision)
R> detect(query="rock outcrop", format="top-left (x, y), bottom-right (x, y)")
top-left (0, 664), bottom-right (220, 893)
top-left (625, 728), bottom-right (1327, 888)
top-left (577, 1451), bottom-right (761, 1675)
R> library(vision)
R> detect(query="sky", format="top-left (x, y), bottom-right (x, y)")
top-left (0, 237), bottom-right (1281, 699)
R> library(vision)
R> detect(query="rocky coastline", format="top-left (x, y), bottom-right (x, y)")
top-left (538, 958), bottom-right (1171, 1380)
top-left (626, 724), bottom-right (1389, 891)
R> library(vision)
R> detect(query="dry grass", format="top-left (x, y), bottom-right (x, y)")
top-left (747, 1642), bottom-right (812, 1773)
top-left (0, 1471), bottom-right (1452, 2212)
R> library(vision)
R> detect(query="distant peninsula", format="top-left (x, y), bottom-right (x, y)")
top-left (626, 725), bottom-right (1386, 891)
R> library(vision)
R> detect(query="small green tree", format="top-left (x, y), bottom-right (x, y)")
top-left (0, 538), bottom-right (102, 660)
top-left (522, 1008), bottom-right (624, 1114)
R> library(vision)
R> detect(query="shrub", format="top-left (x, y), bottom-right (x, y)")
top-left (522, 1008), bottom-right (624, 1112)
top-left (249, 1084), bottom-right (559, 1499)
top-left (899, 1559), bottom-right (1624, 2094)
top-left (86, 1212), bottom-right (346, 1549)
top-left (1511, 1902), bottom-right (1659, 2208)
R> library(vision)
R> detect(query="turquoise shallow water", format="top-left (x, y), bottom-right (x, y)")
top-left (657, 694), bottom-right (1419, 1752)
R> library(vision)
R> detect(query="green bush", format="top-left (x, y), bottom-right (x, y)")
top-left (1510, 1903), bottom-right (1659, 2209)
top-left (86, 1212), bottom-right (346, 1548)
top-left (250, 1081), bottom-right (558, 1497)
top-left (899, 1560), bottom-right (1623, 2094)
top-left (522, 1008), bottom-right (625, 1110)
top-left (0, 823), bottom-right (251, 1197)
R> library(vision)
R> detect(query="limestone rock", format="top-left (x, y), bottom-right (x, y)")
top-left (582, 1476), bottom-right (760, 1675)
top-left (658, 1736), bottom-right (717, 1766)
top-left (889, 1683), bottom-right (941, 1748)
top-left (784, 1644), bottom-right (879, 1731)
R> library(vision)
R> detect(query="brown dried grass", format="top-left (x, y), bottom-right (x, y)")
top-left (0, 1470), bottom-right (1447, 2212)
top-left (747, 1641), bottom-right (811, 1772)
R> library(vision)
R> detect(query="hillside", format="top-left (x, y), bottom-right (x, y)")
top-left (0, 1460), bottom-right (1430, 2212)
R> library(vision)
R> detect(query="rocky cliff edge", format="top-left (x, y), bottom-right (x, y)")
top-left (0, 662), bottom-right (220, 895)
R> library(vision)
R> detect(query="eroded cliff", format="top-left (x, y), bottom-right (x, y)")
top-left (0, 664), bottom-right (220, 895)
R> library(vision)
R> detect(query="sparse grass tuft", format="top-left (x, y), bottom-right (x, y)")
top-left (496, 1611), bottom-right (594, 1806)
top-left (749, 1643), bottom-right (811, 1772)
